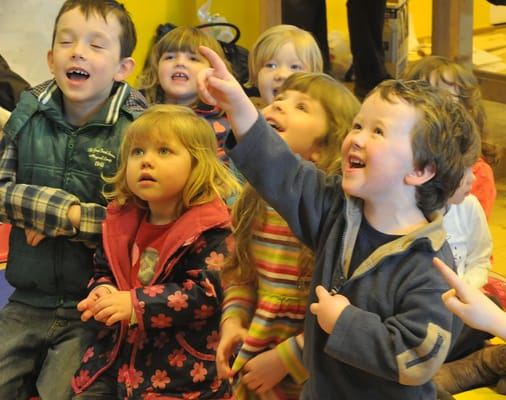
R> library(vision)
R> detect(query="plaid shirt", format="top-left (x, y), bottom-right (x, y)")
top-left (0, 80), bottom-right (146, 244)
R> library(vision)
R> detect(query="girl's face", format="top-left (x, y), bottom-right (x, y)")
top-left (126, 131), bottom-right (192, 223)
top-left (341, 92), bottom-right (419, 204)
top-left (262, 89), bottom-right (327, 161)
top-left (157, 50), bottom-right (210, 105)
top-left (448, 166), bottom-right (476, 205)
top-left (257, 42), bottom-right (308, 105)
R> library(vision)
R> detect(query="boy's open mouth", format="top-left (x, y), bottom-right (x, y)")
top-left (67, 69), bottom-right (90, 80)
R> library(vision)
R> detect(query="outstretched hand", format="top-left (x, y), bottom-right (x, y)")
top-left (197, 46), bottom-right (258, 138)
top-left (433, 257), bottom-right (506, 340)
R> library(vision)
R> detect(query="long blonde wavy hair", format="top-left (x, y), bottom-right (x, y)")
top-left (222, 72), bottom-right (360, 286)
top-left (103, 104), bottom-right (241, 217)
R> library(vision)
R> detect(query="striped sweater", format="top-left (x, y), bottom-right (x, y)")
top-left (221, 205), bottom-right (309, 399)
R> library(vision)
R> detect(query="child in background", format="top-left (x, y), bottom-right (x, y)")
top-left (244, 24), bottom-right (323, 108)
top-left (137, 26), bottom-right (232, 164)
top-left (404, 55), bottom-right (500, 220)
top-left (216, 72), bottom-right (360, 399)
top-left (72, 105), bottom-right (240, 399)
top-left (437, 139), bottom-right (496, 364)
top-left (405, 57), bottom-right (502, 397)
top-left (197, 46), bottom-right (480, 400)
top-left (0, 1), bottom-right (146, 398)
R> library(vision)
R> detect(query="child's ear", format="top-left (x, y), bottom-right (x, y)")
top-left (47, 50), bottom-right (55, 75)
top-left (114, 57), bottom-right (135, 82)
top-left (309, 148), bottom-right (321, 163)
top-left (405, 163), bottom-right (436, 186)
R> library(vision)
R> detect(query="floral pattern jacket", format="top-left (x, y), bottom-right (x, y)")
top-left (72, 198), bottom-right (233, 399)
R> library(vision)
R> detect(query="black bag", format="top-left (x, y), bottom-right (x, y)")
top-left (486, 0), bottom-right (506, 4)
top-left (155, 22), bottom-right (250, 85)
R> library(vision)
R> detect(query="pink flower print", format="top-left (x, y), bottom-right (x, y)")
top-left (151, 369), bottom-right (171, 389)
top-left (167, 290), bottom-right (188, 311)
top-left (143, 285), bottom-right (164, 297)
top-left (183, 392), bottom-right (202, 400)
top-left (193, 237), bottom-right (207, 254)
top-left (127, 327), bottom-right (139, 344)
top-left (142, 393), bottom-right (163, 400)
top-left (190, 361), bottom-right (208, 383)
top-left (194, 304), bottom-right (215, 320)
top-left (225, 235), bottom-right (235, 253)
top-left (213, 120), bottom-right (226, 133)
top-left (182, 279), bottom-right (195, 291)
top-left (201, 278), bottom-right (217, 298)
top-left (117, 364), bottom-right (144, 389)
top-left (151, 313), bottom-right (173, 328)
top-left (186, 269), bottom-right (201, 278)
top-left (73, 369), bottom-right (91, 387)
top-left (210, 375), bottom-right (223, 392)
top-left (205, 251), bottom-right (225, 271)
top-left (189, 320), bottom-right (206, 331)
top-left (82, 346), bottom-right (94, 363)
top-left (168, 348), bottom-right (187, 367)
top-left (207, 330), bottom-right (220, 351)
top-left (154, 331), bottom-right (170, 349)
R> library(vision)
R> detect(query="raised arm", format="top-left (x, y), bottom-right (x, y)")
top-left (433, 257), bottom-right (506, 340)
top-left (197, 46), bottom-right (258, 139)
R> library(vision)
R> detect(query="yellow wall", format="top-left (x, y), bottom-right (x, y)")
top-left (326, 0), bottom-right (494, 40)
top-left (123, 0), bottom-right (262, 84)
top-left (123, 0), bottom-right (497, 85)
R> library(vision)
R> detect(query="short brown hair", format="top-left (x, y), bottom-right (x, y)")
top-left (371, 79), bottom-right (481, 214)
top-left (52, 0), bottom-right (137, 58)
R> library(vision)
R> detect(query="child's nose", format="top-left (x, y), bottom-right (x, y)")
top-left (272, 101), bottom-right (285, 113)
top-left (175, 53), bottom-right (186, 66)
top-left (71, 42), bottom-right (86, 60)
top-left (274, 66), bottom-right (290, 81)
top-left (141, 153), bottom-right (154, 167)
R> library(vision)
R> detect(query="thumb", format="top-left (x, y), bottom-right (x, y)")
top-left (314, 285), bottom-right (330, 301)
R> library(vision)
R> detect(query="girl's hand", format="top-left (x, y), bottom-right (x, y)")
top-left (216, 317), bottom-right (247, 379)
top-left (92, 290), bottom-right (133, 326)
top-left (76, 285), bottom-right (112, 322)
top-left (241, 348), bottom-right (287, 394)
top-left (309, 285), bottom-right (350, 334)
top-left (197, 46), bottom-right (258, 138)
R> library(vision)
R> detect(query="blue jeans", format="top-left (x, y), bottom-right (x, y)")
top-left (0, 302), bottom-right (100, 400)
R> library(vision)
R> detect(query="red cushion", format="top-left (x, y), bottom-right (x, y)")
top-left (0, 223), bottom-right (11, 263)
top-left (482, 272), bottom-right (506, 310)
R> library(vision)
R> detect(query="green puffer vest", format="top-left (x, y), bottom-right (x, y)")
top-left (3, 80), bottom-right (146, 308)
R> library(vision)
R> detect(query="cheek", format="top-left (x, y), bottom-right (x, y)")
top-left (257, 69), bottom-right (272, 87)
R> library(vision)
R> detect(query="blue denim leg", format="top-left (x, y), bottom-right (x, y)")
top-left (0, 302), bottom-right (99, 400)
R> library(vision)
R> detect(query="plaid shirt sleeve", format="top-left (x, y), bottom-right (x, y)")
top-left (0, 133), bottom-right (105, 244)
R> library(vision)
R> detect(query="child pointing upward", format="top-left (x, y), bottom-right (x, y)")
top-left (197, 46), bottom-right (480, 400)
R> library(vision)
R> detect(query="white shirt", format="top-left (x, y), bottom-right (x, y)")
top-left (444, 194), bottom-right (492, 289)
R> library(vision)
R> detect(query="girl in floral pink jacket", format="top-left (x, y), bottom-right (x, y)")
top-left (72, 105), bottom-right (240, 399)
